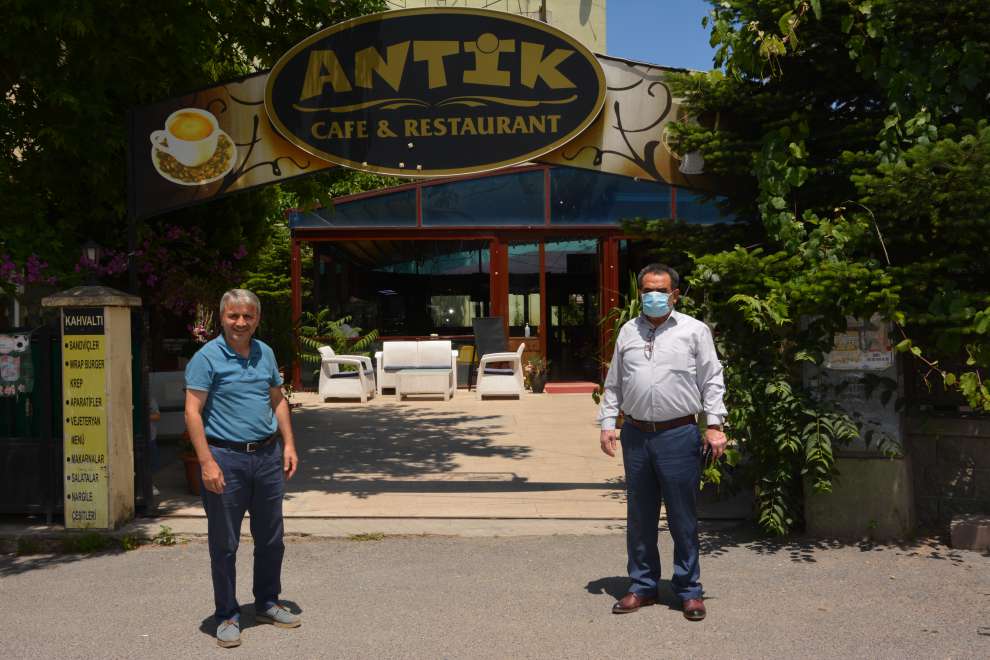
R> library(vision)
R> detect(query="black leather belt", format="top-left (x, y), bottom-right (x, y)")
top-left (206, 433), bottom-right (278, 453)
top-left (623, 414), bottom-right (696, 433)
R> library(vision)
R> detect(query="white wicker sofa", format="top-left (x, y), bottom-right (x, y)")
top-left (374, 340), bottom-right (458, 399)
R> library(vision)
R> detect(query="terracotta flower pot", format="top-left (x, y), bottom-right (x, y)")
top-left (181, 453), bottom-right (201, 496)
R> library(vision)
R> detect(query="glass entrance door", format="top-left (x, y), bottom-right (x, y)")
top-left (545, 239), bottom-right (600, 381)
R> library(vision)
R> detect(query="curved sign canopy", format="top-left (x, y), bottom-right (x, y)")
top-left (265, 8), bottom-right (606, 177)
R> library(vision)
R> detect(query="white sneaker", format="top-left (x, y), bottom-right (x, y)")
top-left (216, 619), bottom-right (241, 647)
top-left (256, 603), bottom-right (301, 628)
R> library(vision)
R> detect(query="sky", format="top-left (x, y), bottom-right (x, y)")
top-left (606, 0), bottom-right (717, 71)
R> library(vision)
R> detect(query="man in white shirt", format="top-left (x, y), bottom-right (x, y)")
top-left (598, 263), bottom-right (728, 621)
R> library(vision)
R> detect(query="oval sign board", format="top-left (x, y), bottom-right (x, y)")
top-left (265, 8), bottom-right (606, 177)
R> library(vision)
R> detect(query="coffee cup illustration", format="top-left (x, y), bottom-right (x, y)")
top-left (150, 108), bottom-right (220, 167)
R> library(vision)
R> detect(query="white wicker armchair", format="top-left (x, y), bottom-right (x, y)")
top-left (317, 346), bottom-right (376, 403)
top-left (475, 342), bottom-right (525, 399)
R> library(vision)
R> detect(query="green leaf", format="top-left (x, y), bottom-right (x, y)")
top-left (777, 11), bottom-right (795, 37)
top-left (894, 339), bottom-right (912, 352)
top-left (810, 0), bottom-right (822, 20)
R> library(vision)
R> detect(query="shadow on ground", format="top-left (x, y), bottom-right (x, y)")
top-left (0, 546), bottom-right (128, 578)
top-left (197, 600), bottom-right (303, 638)
top-left (692, 521), bottom-right (972, 565)
top-left (153, 403), bottom-right (575, 512)
top-left (585, 576), bottom-right (685, 611)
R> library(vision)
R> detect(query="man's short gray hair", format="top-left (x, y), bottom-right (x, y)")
top-left (219, 289), bottom-right (261, 319)
top-left (637, 263), bottom-right (680, 290)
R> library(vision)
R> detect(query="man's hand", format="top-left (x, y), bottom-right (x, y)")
top-left (704, 426), bottom-right (728, 461)
top-left (283, 444), bottom-right (299, 480)
top-left (600, 429), bottom-right (619, 457)
top-left (200, 459), bottom-right (226, 494)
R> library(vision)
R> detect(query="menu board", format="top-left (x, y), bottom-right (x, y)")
top-left (62, 307), bottom-right (108, 528)
top-left (824, 315), bottom-right (893, 371)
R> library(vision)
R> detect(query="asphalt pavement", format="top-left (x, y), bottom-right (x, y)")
top-left (2, 525), bottom-right (988, 659)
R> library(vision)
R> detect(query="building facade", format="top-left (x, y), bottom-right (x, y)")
top-left (289, 163), bottom-right (732, 385)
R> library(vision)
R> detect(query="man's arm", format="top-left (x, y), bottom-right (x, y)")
top-left (598, 332), bottom-right (624, 457)
top-left (184, 389), bottom-right (225, 493)
top-left (270, 386), bottom-right (298, 479)
top-left (695, 325), bottom-right (728, 460)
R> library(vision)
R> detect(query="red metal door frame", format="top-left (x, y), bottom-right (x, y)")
top-left (600, 237), bottom-right (620, 382)
top-left (489, 239), bottom-right (509, 335)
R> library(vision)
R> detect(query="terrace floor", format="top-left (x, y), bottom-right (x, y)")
top-left (152, 390), bottom-right (629, 520)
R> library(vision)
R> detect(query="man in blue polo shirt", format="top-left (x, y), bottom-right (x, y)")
top-left (184, 288), bottom-right (300, 648)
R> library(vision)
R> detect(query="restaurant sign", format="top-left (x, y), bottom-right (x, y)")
top-left (62, 308), bottom-right (109, 529)
top-left (265, 8), bottom-right (606, 176)
top-left (131, 10), bottom-right (715, 221)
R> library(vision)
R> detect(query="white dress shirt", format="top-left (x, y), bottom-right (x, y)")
top-left (598, 311), bottom-right (727, 430)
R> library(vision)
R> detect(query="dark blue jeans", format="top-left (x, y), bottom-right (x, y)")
top-left (620, 423), bottom-right (703, 601)
top-left (201, 441), bottom-right (285, 622)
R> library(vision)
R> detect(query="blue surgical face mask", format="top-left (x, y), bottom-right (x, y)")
top-left (642, 291), bottom-right (672, 318)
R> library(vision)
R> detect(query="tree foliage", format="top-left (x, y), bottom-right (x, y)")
top-left (0, 0), bottom-right (386, 311)
top-left (630, 0), bottom-right (990, 533)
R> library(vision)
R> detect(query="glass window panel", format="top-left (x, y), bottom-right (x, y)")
top-left (314, 240), bottom-right (490, 337)
top-left (675, 190), bottom-right (736, 224)
top-left (508, 242), bottom-right (541, 337)
top-left (308, 189), bottom-right (417, 227)
top-left (423, 170), bottom-right (544, 226)
top-left (430, 295), bottom-right (474, 328)
top-left (551, 167), bottom-right (671, 224)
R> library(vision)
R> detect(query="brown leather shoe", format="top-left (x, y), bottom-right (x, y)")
top-left (682, 598), bottom-right (706, 621)
top-left (611, 592), bottom-right (657, 614)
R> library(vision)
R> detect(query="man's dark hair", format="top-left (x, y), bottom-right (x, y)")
top-left (637, 263), bottom-right (680, 290)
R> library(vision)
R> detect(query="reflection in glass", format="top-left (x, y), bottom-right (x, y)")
top-left (423, 170), bottom-right (544, 226)
top-left (675, 189), bottom-right (735, 224)
top-left (544, 239), bottom-right (599, 381)
top-left (314, 240), bottom-right (489, 337)
top-left (293, 189), bottom-right (417, 227)
top-left (551, 166), bottom-right (672, 225)
top-left (508, 243), bottom-right (540, 336)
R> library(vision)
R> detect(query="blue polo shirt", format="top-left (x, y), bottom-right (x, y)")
top-left (185, 334), bottom-right (283, 442)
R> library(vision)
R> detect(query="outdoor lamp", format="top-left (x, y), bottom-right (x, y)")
top-left (81, 239), bottom-right (102, 284)
top-left (82, 239), bottom-right (102, 265)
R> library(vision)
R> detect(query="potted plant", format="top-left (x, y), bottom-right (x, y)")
top-left (524, 355), bottom-right (549, 393)
top-left (297, 310), bottom-right (379, 384)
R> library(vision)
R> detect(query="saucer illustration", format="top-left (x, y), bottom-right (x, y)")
top-left (152, 131), bottom-right (236, 186)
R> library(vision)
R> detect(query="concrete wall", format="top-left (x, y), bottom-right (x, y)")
top-left (804, 456), bottom-right (915, 540)
top-left (385, 0), bottom-right (607, 53)
top-left (904, 415), bottom-right (990, 528)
